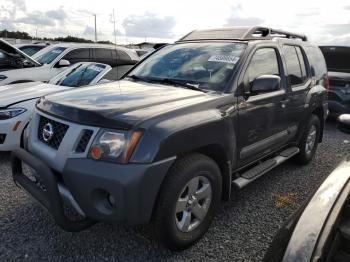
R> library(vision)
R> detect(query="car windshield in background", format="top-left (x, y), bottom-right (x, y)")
top-left (320, 46), bottom-right (350, 73)
top-left (128, 42), bottom-right (247, 91)
top-left (33, 47), bottom-right (66, 64)
top-left (51, 63), bottom-right (107, 87)
top-left (19, 46), bottom-right (44, 56)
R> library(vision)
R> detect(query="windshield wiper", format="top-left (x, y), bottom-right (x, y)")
top-left (152, 78), bottom-right (207, 93)
top-left (127, 75), bottom-right (152, 82)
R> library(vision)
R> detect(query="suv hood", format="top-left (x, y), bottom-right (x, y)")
top-left (37, 80), bottom-right (214, 129)
top-left (0, 39), bottom-right (41, 69)
top-left (0, 82), bottom-right (69, 107)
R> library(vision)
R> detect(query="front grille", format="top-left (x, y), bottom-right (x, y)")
top-left (38, 116), bottom-right (69, 150)
top-left (75, 130), bottom-right (93, 153)
top-left (0, 134), bottom-right (6, 144)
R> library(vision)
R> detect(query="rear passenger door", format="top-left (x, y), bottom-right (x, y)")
top-left (281, 45), bottom-right (310, 130)
top-left (61, 48), bottom-right (90, 64)
top-left (92, 48), bottom-right (115, 66)
top-left (237, 46), bottom-right (290, 166)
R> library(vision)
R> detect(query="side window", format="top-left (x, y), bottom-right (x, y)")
top-left (246, 48), bottom-right (280, 86)
top-left (63, 48), bottom-right (90, 64)
top-left (304, 46), bottom-right (327, 78)
top-left (113, 50), bottom-right (134, 66)
top-left (295, 47), bottom-right (307, 80)
top-left (283, 45), bottom-right (304, 86)
top-left (93, 48), bottom-right (113, 65)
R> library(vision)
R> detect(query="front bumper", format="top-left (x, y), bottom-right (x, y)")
top-left (0, 119), bottom-right (24, 151)
top-left (12, 148), bottom-right (176, 231)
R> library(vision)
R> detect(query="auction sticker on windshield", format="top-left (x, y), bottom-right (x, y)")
top-left (208, 55), bottom-right (239, 64)
top-left (89, 65), bottom-right (105, 72)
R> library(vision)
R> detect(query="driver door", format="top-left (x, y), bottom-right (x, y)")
top-left (237, 47), bottom-right (292, 166)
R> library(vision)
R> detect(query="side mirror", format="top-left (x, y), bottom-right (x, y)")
top-left (250, 75), bottom-right (281, 95)
top-left (58, 59), bottom-right (70, 67)
top-left (337, 114), bottom-right (350, 134)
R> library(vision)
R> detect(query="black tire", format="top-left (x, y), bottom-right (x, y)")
top-left (294, 114), bottom-right (321, 165)
top-left (152, 153), bottom-right (222, 251)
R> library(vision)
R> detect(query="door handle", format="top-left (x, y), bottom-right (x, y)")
top-left (280, 98), bottom-right (289, 108)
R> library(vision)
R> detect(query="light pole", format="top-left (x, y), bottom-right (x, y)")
top-left (94, 14), bottom-right (97, 42)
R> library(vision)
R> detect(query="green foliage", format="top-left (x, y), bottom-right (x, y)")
top-left (0, 30), bottom-right (32, 39)
top-left (0, 30), bottom-right (96, 43)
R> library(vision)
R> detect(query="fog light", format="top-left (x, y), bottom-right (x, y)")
top-left (108, 194), bottom-right (116, 207)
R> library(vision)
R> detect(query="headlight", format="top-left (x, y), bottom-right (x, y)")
top-left (0, 108), bottom-right (27, 120)
top-left (89, 130), bottom-right (142, 163)
top-left (0, 75), bottom-right (7, 81)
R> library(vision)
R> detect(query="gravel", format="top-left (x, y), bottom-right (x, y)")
top-left (0, 121), bottom-right (349, 262)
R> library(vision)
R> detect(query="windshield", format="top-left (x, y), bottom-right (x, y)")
top-left (128, 42), bottom-right (246, 91)
top-left (19, 46), bottom-right (44, 56)
top-left (320, 46), bottom-right (350, 73)
top-left (33, 46), bottom-right (66, 64)
top-left (49, 62), bottom-right (109, 87)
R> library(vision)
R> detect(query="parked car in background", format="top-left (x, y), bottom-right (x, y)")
top-left (320, 46), bottom-right (350, 117)
top-left (263, 114), bottom-right (350, 262)
top-left (0, 62), bottom-right (112, 151)
top-left (0, 39), bottom-right (40, 71)
top-left (0, 40), bottom-right (139, 86)
top-left (11, 26), bottom-right (327, 250)
top-left (15, 43), bottom-right (49, 56)
top-left (134, 48), bottom-right (152, 58)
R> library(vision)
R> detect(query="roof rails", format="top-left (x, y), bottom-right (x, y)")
top-left (178, 26), bottom-right (308, 42)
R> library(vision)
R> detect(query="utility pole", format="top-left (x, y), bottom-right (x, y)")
top-left (35, 28), bottom-right (38, 39)
top-left (112, 9), bottom-right (117, 45)
top-left (94, 14), bottom-right (97, 42)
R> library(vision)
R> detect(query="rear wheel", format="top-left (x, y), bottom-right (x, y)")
top-left (152, 153), bottom-right (222, 250)
top-left (295, 115), bottom-right (321, 165)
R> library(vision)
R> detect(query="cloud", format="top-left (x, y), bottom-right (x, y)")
top-left (17, 12), bottom-right (56, 26)
top-left (83, 25), bottom-right (95, 35)
top-left (46, 7), bottom-right (67, 21)
top-left (225, 5), bottom-right (264, 26)
top-left (122, 12), bottom-right (176, 38)
top-left (16, 7), bottom-right (68, 27)
top-left (323, 23), bottom-right (350, 37)
top-left (0, 0), bottom-right (27, 31)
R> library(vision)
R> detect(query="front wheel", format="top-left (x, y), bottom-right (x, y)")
top-left (295, 115), bottom-right (321, 165)
top-left (152, 153), bottom-right (222, 251)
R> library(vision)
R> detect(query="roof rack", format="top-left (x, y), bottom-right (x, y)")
top-left (178, 26), bottom-right (308, 42)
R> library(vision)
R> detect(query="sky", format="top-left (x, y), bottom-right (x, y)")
top-left (0, 0), bottom-right (350, 45)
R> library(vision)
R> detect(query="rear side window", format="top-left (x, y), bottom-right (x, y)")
top-left (304, 46), bottom-right (327, 78)
top-left (246, 48), bottom-right (280, 85)
top-left (295, 47), bottom-right (307, 79)
top-left (93, 48), bottom-right (113, 65)
top-left (63, 48), bottom-right (90, 64)
top-left (113, 50), bottom-right (134, 66)
top-left (283, 45), bottom-right (306, 86)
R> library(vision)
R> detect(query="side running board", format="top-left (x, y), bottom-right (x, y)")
top-left (233, 147), bottom-right (300, 189)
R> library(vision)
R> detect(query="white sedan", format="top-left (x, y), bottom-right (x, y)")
top-left (0, 62), bottom-right (112, 151)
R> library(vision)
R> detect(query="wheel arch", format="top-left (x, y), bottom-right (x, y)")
top-left (194, 144), bottom-right (233, 201)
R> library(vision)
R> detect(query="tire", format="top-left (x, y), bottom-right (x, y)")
top-left (152, 153), bottom-right (222, 251)
top-left (294, 114), bottom-right (321, 165)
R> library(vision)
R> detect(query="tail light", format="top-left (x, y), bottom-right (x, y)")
top-left (324, 75), bottom-right (330, 91)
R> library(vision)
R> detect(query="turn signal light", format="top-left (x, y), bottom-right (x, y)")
top-left (90, 145), bottom-right (103, 160)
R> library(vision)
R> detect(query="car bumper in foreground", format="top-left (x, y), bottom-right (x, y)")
top-left (11, 148), bottom-right (176, 232)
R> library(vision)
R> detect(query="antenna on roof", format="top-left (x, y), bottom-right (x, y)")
top-left (112, 8), bottom-right (120, 88)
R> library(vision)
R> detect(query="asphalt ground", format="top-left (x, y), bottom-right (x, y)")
top-left (0, 120), bottom-right (349, 261)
